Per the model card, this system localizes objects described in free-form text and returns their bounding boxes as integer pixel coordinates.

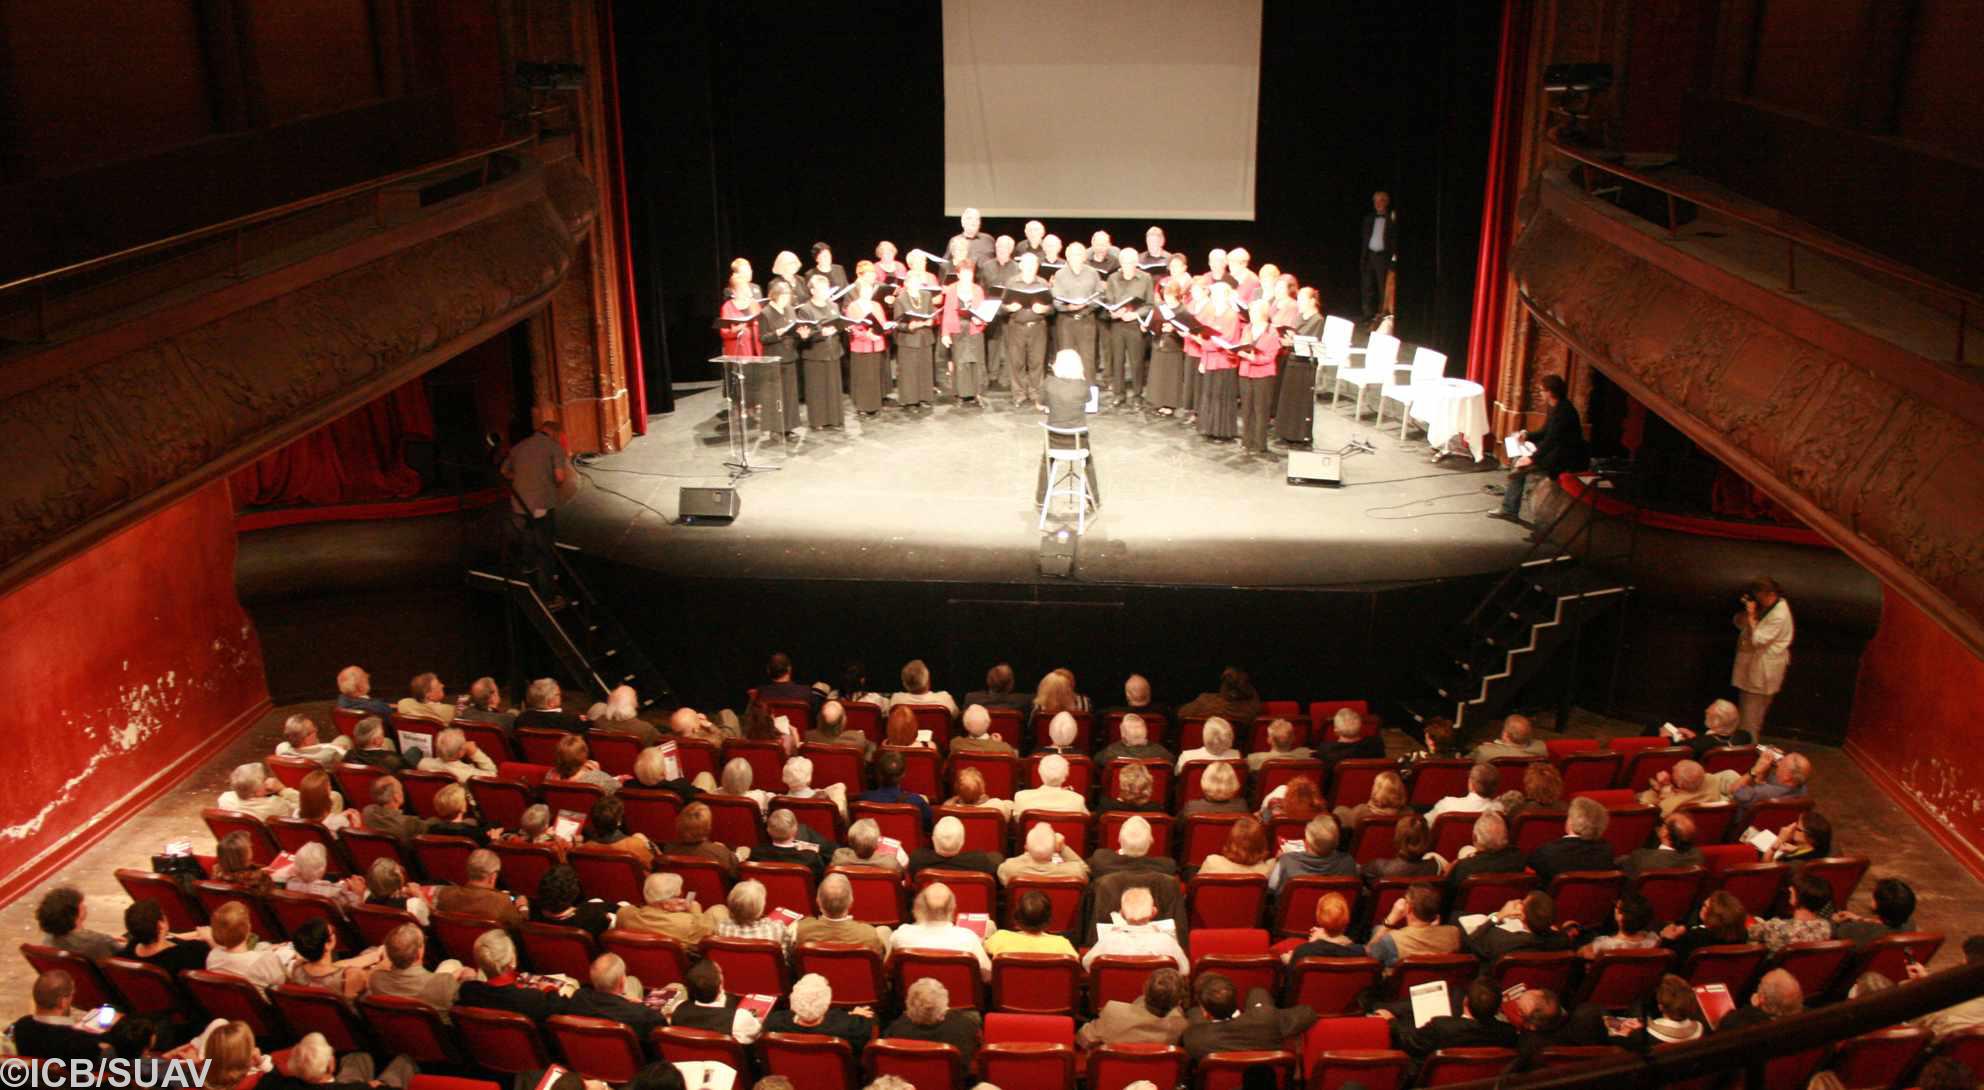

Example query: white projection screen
[943,0,1262,221]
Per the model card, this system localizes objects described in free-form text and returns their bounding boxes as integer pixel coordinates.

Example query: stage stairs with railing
[468,542,671,711]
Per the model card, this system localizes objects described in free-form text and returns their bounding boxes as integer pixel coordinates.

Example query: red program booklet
[1694,983,1736,1029]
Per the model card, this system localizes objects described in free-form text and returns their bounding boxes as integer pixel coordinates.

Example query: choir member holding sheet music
[1182,277,1210,419]
[941,262,991,404]
[1088,230,1118,276]
[1201,248,1234,290]
[947,207,997,269]
[1230,247,1262,305]
[1238,299,1283,454]
[1143,226,1171,269]
[1101,247,1154,406]
[768,250,805,301]
[808,242,848,293]
[757,280,803,435]
[1051,241,1103,384]
[980,235,1020,391]
[1038,234,1066,277]
[1195,281,1244,440]
[1014,220,1048,261]
[1276,287,1326,445]
[873,241,906,286]
[1002,252,1054,407]
[845,265,891,416]
[1145,277,1190,416]
[718,259,764,358]
[893,254,941,409]
[795,276,847,431]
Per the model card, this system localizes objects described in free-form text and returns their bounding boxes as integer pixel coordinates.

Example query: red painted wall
[1848,588,1984,875]
[0,480,269,903]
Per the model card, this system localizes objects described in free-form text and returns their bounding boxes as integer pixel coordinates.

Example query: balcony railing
[1549,136,1976,366]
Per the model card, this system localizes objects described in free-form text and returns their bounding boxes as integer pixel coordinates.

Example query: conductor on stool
[1035,349,1100,510]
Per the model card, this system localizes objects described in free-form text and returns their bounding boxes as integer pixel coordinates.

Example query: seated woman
[1261,777,1325,824]
[1402,718,1458,764]
[708,756,774,816]
[532,863,613,937]
[119,899,211,975]
[1746,872,1836,953]
[1099,762,1166,815]
[1334,771,1408,830]
[984,890,1078,958]
[944,767,1013,820]
[1643,974,1706,1045]
[1282,891,1366,962]
[715,879,791,950]
[1360,813,1441,881]
[1199,817,1274,876]
[364,857,434,926]
[631,744,704,797]
[549,734,621,795]
[663,801,739,878]
[781,755,848,817]
[1498,762,1566,823]
[296,769,360,834]
[284,842,366,910]
[496,804,570,862]
[586,794,656,869]
[211,830,275,896]
[1658,890,1747,963]
[425,784,490,845]
[285,916,383,999]
[885,704,947,757]
[1028,669,1087,740]
[742,697,799,757]
[1176,716,1240,772]
[1579,893,1660,958]
[1181,761,1249,817]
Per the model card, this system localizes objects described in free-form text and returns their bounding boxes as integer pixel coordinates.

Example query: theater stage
[557,385,1534,589]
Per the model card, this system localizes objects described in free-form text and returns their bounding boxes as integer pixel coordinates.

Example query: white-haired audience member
[218,762,301,819]
[882,977,983,1066]
[889,659,959,719]
[284,843,365,909]
[416,727,497,782]
[1315,707,1383,762]
[288,1031,415,1090]
[951,705,1016,755]
[795,873,890,953]
[997,823,1090,884]
[615,872,729,944]
[335,665,394,717]
[1081,887,1188,971]
[1014,754,1088,816]
[1037,711,1082,756]
[1175,717,1238,771]
[781,755,848,816]
[762,973,877,1054]
[1247,718,1312,771]
[1664,698,1754,757]
[714,879,790,949]
[1089,815,1180,879]
[276,714,353,769]
[888,883,992,979]
[1096,712,1173,765]
[1427,762,1504,819]
[716,757,775,814]
[908,815,1003,878]
[830,818,904,874]
[1180,760,1248,816]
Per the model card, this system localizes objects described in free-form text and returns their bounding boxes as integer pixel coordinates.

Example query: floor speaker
[678,486,739,524]
[1286,449,1343,487]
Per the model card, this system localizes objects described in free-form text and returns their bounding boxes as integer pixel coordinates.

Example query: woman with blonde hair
[199,1021,264,1089]
[1181,760,1248,816]
[1334,771,1408,831]
[1099,762,1165,814]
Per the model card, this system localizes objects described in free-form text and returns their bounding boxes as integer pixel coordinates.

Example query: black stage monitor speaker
[678,486,739,525]
[1286,450,1343,488]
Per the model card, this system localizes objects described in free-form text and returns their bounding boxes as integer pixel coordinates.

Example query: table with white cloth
[1407,377,1491,461]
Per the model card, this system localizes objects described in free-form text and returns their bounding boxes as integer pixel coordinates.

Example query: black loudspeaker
[678,487,740,525]
[1286,450,1343,488]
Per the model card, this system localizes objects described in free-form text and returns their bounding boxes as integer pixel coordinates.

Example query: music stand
[709,354,787,480]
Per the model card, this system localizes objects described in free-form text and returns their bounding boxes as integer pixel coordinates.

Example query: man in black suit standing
[1526,797,1616,887]
[1359,190,1399,321]
[1491,373,1589,530]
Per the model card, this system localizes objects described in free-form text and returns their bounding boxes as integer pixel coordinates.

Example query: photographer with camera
[1732,576,1794,734]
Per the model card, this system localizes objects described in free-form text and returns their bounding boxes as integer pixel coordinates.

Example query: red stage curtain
[230,378,434,507]
[1463,0,1532,392]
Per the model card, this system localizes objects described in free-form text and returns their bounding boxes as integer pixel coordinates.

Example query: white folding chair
[1038,424,1095,534]
[1315,315,1356,391]
[1333,331,1402,420]
[1377,347,1450,437]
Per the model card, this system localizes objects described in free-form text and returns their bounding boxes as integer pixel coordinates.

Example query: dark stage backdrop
[614,0,1500,404]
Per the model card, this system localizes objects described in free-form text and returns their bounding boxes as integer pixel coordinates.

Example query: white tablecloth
[1409,377,1491,461]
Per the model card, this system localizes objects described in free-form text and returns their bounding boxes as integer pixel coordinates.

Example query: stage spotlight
[1038,530,1076,578]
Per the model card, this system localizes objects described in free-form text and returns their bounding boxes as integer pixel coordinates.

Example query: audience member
[951,705,1016,755]
[396,672,457,723]
[795,873,888,954]
[666,705,731,745]
[457,676,516,730]
[1527,797,1614,887]
[1366,885,1461,968]
[1662,698,1754,757]
[1472,714,1547,759]
[1176,717,1239,772]
[277,714,352,768]
[858,751,933,828]
[1746,871,1836,952]
[944,767,1014,819]
[1427,762,1502,819]
[1261,776,1326,824]
[1090,816,1179,879]
[218,761,300,819]
[434,849,525,929]
[1465,891,1571,961]
[882,977,982,1070]
[1283,892,1366,962]
[963,662,1033,712]
[514,678,586,733]
[285,917,382,998]
[804,700,873,759]
[763,973,873,1056]
[1098,762,1166,815]
[1179,971,1318,1059]
[336,665,395,717]
[568,953,666,1037]
[1915,937,1984,1039]
[1103,674,1173,734]
[1360,813,1439,881]
[364,858,434,925]
[758,652,827,715]
[890,883,992,979]
[1247,718,1313,772]
[1710,749,1812,823]
[1386,977,1517,1061]
[36,887,118,962]
[1498,762,1565,822]
[752,808,828,879]
[884,704,944,756]
[1181,761,1248,816]
[206,901,297,993]
[550,734,621,795]
[296,770,359,834]
[10,971,108,1060]
[1035,711,1082,756]
[1718,968,1803,1032]
[344,717,410,772]
[889,659,959,719]
[1269,815,1356,891]
[1766,810,1831,862]
[1833,878,1916,947]
[119,898,211,976]
[716,879,791,949]
[1097,713,1172,766]
[1579,893,1660,957]
[998,823,1089,884]
[829,818,903,874]
[984,891,1079,957]
[1177,667,1263,728]
[1639,760,1726,814]
[1078,966,1188,1048]
[366,923,468,1012]
[285,842,365,909]
[1643,974,1705,1044]
[1659,890,1749,963]
[1314,708,1383,763]
[616,872,730,945]
[211,830,275,895]
[361,777,431,845]
[1334,771,1408,830]
[533,863,613,938]
[666,802,740,877]
[909,816,1001,878]
[1619,813,1702,877]
[1014,754,1088,816]
[1082,887,1188,972]
[1029,670,1087,737]
[1200,817,1274,876]
[417,728,496,782]
[1403,717,1459,764]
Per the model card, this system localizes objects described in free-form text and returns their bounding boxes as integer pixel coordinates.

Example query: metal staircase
[469,542,672,711]
[1405,464,1642,736]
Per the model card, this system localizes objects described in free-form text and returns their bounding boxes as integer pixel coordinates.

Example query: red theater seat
[546,1015,648,1083]
[453,1006,552,1073]
[992,953,1083,1016]
[359,994,462,1065]
[761,1033,857,1090]
[1087,1043,1187,1090]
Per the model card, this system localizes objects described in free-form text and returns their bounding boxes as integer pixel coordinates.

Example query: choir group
[715,210,1330,456]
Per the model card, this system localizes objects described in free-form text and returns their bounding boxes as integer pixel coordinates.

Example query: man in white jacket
[1732,577,1794,733]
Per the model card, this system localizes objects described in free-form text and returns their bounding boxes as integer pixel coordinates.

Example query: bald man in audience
[951,705,1016,755]
[1710,749,1812,823]
[1314,708,1383,764]
[888,883,992,979]
[1105,673,1173,730]
[1248,719,1314,772]
[1472,714,1547,759]
[997,823,1090,885]
[803,700,874,759]
[1089,815,1180,879]
[795,873,890,954]
[907,816,1001,878]
[1618,813,1702,877]
[1639,760,1727,815]
[1718,968,1803,1032]
[1082,887,1188,972]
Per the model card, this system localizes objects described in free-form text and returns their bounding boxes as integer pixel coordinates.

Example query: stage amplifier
[1286,449,1343,488]
[678,486,739,524]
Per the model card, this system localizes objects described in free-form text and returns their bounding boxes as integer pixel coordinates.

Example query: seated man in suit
[513,677,588,735]
[9,971,107,1060]
[1247,719,1314,773]
[794,873,889,955]
[1312,708,1383,765]
[1078,966,1189,1049]
[566,954,666,1037]
[360,777,432,846]
[1463,890,1573,962]
[908,815,1001,879]
[964,663,1036,713]
[1444,811,1527,907]
[1383,976,1519,1063]
[456,676,517,731]
[365,924,471,1015]
[396,672,457,724]
[757,651,826,716]
[344,717,412,772]
[1180,971,1319,1060]
[1618,813,1702,878]
[1657,698,1754,758]
[828,818,903,875]
[336,664,396,717]
[752,808,832,880]
[763,973,874,1057]
[456,930,562,1020]
[881,977,983,1070]
[1526,797,1616,887]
